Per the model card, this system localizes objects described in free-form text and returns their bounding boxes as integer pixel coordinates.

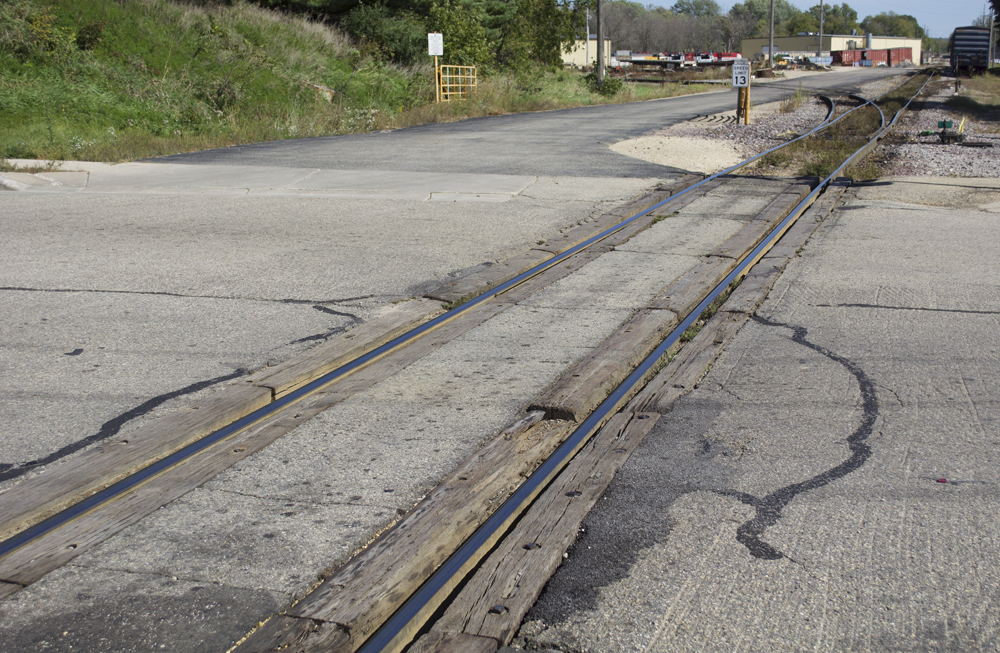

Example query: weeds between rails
[757,73,930,179]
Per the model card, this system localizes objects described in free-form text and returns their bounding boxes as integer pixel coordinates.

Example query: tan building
[563,36,612,69]
[741,34,922,63]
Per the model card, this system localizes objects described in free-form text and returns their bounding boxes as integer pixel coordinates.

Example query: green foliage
[811,3,857,35]
[859,12,924,39]
[0,1,77,61]
[671,0,720,18]
[427,0,492,66]
[342,3,427,64]
[582,71,623,96]
[0,0,426,160]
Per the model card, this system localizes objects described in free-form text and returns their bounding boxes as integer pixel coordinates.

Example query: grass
[780,83,806,113]
[0,0,722,164]
[946,71,1000,116]
[754,73,930,180]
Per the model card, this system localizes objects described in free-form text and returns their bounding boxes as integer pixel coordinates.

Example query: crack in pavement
[716,315,879,560]
[0,285,377,306]
[0,369,247,483]
[817,302,1000,316]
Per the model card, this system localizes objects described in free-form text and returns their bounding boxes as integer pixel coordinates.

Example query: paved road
[515,177,1000,652]
[0,67,899,490]
[0,67,913,652]
[150,69,904,177]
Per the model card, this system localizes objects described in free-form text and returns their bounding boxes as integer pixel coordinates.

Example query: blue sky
[648,0,993,39]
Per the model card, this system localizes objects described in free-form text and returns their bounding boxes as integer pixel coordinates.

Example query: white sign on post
[731,59,750,87]
[428,33,443,56]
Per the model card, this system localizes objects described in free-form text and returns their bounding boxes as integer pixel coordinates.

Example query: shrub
[582,71,623,96]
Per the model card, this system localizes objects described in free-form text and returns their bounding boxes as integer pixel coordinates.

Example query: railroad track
[0,72,933,651]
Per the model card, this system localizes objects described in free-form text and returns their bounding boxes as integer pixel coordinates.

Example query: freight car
[950,26,992,75]
[832,47,913,67]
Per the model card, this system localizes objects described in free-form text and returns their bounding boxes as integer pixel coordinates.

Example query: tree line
[604,0,935,55]
[244,0,963,71]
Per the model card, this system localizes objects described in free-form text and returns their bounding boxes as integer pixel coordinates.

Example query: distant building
[741,34,922,64]
[563,35,612,69]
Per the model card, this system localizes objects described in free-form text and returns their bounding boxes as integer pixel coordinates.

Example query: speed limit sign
[731,60,750,87]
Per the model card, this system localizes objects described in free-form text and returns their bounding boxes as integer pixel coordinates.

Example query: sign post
[428,33,443,103]
[731,59,751,125]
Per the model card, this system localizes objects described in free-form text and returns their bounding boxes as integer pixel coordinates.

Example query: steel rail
[355,71,935,653]
[0,72,926,565]
[0,87,838,562]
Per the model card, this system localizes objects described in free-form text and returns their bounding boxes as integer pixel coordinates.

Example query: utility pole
[768,0,775,68]
[585,8,590,68]
[596,0,605,83]
[817,0,824,59]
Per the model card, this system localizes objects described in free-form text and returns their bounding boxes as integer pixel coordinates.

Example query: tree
[810,3,857,35]
[859,12,924,39]
[670,0,720,19]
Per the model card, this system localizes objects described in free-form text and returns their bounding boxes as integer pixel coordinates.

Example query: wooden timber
[0,581,22,601]
[0,382,271,545]
[237,176,829,653]
[247,298,443,398]
[408,631,498,653]
[239,616,350,653]
[527,308,679,421]
[419,411,659,648]
[414,180,853,650]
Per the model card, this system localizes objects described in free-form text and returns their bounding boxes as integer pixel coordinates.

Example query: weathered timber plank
[0,272,581,593]
[431,411,659,645]
[534,177,720,259]
[285,417,582,651]
[718,265,783,315]
[248,298,443,397]
[0,581,23,601]
[634,309,750,414]
[648,256,735,319]
[424,250,555,304]
[632,180,844,415]
[528,308,680,421]
[0,299,518,589]
[530,193,672,255]
[239,615,350,653]
[708,187,812,260]
[408,631,498,653]
[0,382,271,543]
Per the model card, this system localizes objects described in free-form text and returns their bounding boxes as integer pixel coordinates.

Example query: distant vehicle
[717,52,741,62]
[950,26,991,75]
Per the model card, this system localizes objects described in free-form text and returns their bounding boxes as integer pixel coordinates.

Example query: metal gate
[436,65,477,102]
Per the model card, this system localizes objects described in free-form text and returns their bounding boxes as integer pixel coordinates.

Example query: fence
[436,65,477,102]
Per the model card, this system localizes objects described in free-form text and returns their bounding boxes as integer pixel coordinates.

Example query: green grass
[0,0,722,163]
[755,73,930,180]
[946,72,1000,115]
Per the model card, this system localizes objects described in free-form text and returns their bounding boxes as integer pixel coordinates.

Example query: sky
[648,0,994,39]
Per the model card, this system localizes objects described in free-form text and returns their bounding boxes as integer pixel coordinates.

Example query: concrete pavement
[516,176,1000,652]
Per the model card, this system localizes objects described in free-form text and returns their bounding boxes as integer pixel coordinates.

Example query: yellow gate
[436,65,477,102]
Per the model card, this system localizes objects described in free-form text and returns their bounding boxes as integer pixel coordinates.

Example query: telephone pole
[768,0,775,67]
[596,0,604,83]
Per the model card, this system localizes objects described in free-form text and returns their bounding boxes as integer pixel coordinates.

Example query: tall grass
[0,0,721,163]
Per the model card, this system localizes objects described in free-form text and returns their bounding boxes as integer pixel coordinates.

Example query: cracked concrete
[515,177,1000,652]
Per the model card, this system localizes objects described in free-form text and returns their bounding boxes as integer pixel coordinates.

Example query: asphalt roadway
[0,66,901,491]
[0,67,942,652]
[515,177,1000,652]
